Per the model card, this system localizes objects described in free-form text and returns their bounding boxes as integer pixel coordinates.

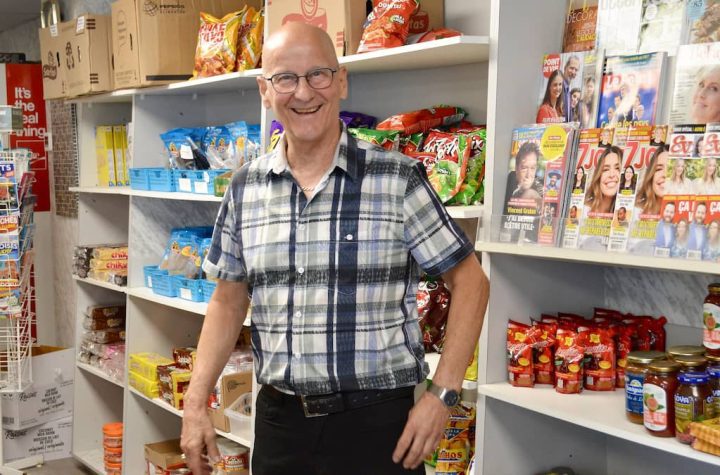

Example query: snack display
[73,245,128,285]
[78,303,126,382]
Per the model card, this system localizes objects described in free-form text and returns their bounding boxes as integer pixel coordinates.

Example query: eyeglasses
[263,68,338,94]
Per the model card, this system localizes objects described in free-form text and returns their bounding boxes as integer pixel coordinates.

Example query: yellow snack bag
[193,11,242,79]
[236,7,264,71]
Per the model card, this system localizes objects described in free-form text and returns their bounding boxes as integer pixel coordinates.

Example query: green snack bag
[348,128,400,150]
[428,134,470,203]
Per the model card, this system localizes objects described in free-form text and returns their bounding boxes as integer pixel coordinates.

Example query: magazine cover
[701,195,720,261]
[500,124,576,245]
[626,125,671,255]
[638,0,688,54]
[670,43,720,124]
[608,125,657,252]
[536,52,588,124]
[563,5,598,52]
[596,52,667,128]
[595,0,643,55]
[666,123,706,194]
[654,193,693,258]
[687,0,720,44]
[580,51,604,129]
[695,123,720,194]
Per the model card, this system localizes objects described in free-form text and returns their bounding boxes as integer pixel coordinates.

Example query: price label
[178,178,192,192]
[76,16,86,33]
[180,288,192,300]
[180,145,193,160]
[50,24,58,37]
[194,181,208,194]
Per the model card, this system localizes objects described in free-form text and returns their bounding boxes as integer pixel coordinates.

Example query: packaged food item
[235,7,263,71]
[348,128,400,150]
[357,0,418,53]
[157,364,192,410]
[427,134,470,203]
[580,326,615,391]
[675,372,716,444]
[709,366,720,416]
[399,132,424,154]
[531,320,557,385]
[690,417,720,454]
[215,438,250,473]
[624,351,666,424]
[193,12,241,79]
[672,355,709,373]
[86,304,125,320]
[434,401,475,474]
[82,314,124,331]
[644,359,681,437]
[340,111,377,129]
[704,283,720,357]
[129,353,174,382]
[615,325,633,388]
[92,246,128,260]
[160,128,198,167]
[104,446,122,464]
[406,151,437,175]
[406,28,462,44]
[89,259,128,272]
[417,277,450,353]
[668,345,707,358]
[376,105,466,135]
[507,320,538,388]
[85,330,125,344]
[173,347,197,371]
[103,422,123,448]
[554,328,585,394]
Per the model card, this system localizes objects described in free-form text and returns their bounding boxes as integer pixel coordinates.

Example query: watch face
[443,390,460,407]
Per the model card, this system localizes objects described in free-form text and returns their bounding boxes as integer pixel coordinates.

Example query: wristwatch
[427,383,460,408]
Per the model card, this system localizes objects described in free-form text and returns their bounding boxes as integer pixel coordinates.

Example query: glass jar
[668,345,706,358]
[671,355,708,373]
[644,359,681,437]
[704,283,720,357]
[706,353,720,365]
[625,350,666,424]
[675,372,715,444]
[709,366,720,416]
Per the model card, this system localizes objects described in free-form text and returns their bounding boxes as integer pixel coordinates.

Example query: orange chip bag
[358,0,418,53]
[236,7,264,71]
[193,11,241,79]
[555,328,584,394]
[507,320,538,388]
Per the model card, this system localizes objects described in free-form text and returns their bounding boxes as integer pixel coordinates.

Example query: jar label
[625,373,644,415]
[703,303,720,349]
[706,395,717,419]
[714,388,720,416]
[643,383,668,431]
[674,393,697,437]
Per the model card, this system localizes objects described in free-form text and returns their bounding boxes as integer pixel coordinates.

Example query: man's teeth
[294,106,321,114]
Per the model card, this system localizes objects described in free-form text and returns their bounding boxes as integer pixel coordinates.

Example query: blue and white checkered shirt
[203,128,473,395]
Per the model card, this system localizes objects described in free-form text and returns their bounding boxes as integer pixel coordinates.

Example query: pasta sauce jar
[704,283,720,357]
[625,351,666,424]
[675,372,716,444]
[643,360,681,437]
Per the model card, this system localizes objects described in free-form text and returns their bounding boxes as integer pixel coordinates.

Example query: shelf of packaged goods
[69,186,130,196]
[73,448,105,475]
[76,361,124,389]
[475,241,720,275]
[478,382,720,467]
[129,189,224,202]
[73,275,128,294]
[445,205,484,220]
[129,387,253,448]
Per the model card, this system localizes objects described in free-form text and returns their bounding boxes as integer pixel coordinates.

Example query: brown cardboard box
[266,0,367,56]
[62,15,114,97]
[112,0,262,89]
[208,371,252,432]
[38,26,68,99]
[409,0,445,34]
[144,439,185,470]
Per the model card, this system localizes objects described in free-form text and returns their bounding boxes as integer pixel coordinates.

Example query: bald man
[181,22,488,475]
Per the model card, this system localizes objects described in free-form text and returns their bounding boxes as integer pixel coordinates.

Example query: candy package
[555,328,585,394]
[358,0,418,53]
[235,7,264,71]
[531,320,557,385]
[340,111,377,129]
[579,326,615,391]
[193,12,241,78]
[417,277,451,353]
[507,320,538,388]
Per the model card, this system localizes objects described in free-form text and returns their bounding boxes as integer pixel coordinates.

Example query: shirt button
[345,234,353,241]
[298,267,305,275]
[295,311,302,318]
[293,353,301,359]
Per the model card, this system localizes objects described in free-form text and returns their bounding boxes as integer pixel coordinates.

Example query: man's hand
[392,391,450,469]
[180,404,221,475]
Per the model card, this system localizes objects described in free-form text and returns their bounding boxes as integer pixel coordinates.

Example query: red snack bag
[406,27,462,44]
[358,0,418,53]
[615,325,633,388]
[400,132,425,154]
[406,151,437,175]
[540,314,559,323]
[558,312,586,321]
[532,320,557,385]
[507,320,538,387]
[649,316,667,352]
[555,328,585,394]
[579,327,616,391]
[417,277,450,352]
[376,106,466,135]
[594,307,624,321]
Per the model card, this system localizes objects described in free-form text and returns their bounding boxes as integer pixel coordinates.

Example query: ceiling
[0,0,41,34]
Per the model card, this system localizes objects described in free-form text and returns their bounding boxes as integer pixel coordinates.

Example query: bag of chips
[348,128,400,151]
[376,105,466,135]
[406,27,462,44]
[406,151,437,175]
[507,320,538,388]
[417,277,450,353]
[358,0,418,53]
[427,134,470,203]
[236,7,264,71]
[340,111,377,129]
[532,320,557,385]
[400,132,424,154]
[580,326,615,391]
[193,12,241,79]
[555,328,585,394]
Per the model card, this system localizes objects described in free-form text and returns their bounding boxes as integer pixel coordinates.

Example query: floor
[24,458,93,474]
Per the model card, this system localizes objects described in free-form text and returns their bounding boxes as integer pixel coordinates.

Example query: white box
[3,416,73,463]
[1,347,74,430]
[224,392,252,437]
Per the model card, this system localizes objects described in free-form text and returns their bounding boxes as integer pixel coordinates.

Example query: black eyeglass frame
[262,67,339,94]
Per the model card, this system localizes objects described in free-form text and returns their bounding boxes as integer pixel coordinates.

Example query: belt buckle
[301,395,329,418]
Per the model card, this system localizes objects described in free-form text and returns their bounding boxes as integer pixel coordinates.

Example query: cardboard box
[208,371,252,432]
[144,439,185,470]
[62,15,113,97]
[1,347,74,431]
[112,0,262,89]
[409,0,445,34]
[3,416,72,463]
[39,26,68,99]
[267,0,367,56]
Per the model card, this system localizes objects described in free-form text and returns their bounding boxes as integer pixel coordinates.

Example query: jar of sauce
[668,345,706,358]
[706,353,720,366]
[625,351,666,424]
[704,283,720,357]
[644,359,681,437]
[675,372,715,444]
[708,366,720,416]
[672,354,708,373]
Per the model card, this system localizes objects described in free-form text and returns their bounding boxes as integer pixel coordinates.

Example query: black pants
[252,386,425,475]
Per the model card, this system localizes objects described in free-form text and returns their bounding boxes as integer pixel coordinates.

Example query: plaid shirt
[203,129,473,395]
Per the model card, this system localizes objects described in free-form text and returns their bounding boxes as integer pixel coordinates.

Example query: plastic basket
[173,169,194,193]
[147,168,176,192]
[201,279,217,303]
[143,265,167,289]
[129,168,150,190]
[224,391,253,437]
[151,272,177,297]
[173,276,203,302]
[192,169,231,195]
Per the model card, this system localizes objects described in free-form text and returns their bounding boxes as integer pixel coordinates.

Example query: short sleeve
[403,162,474,276]
[202,176,247,282]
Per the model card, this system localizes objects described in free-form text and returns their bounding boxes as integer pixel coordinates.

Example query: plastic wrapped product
[193,12,242,79]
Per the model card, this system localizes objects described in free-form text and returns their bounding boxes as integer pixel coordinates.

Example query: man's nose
[293,77,315,101]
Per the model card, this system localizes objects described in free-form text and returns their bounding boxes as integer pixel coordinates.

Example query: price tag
[180,145,193,160]
[50,24,58,37]
[76,16,86,33]
[178,178,192,192]
[147,277,153,288]
[180,288,192,300]
[194,181,208,194]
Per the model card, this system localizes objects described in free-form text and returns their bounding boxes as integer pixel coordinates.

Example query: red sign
[5,64,49,212]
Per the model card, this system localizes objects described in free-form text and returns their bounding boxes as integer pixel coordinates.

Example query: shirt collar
[266,122,359,182]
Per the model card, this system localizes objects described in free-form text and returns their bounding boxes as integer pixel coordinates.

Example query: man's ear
[257,76,271,109]
[338,67,348,100]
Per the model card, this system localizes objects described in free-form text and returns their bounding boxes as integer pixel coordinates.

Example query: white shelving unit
[73,448,105,475]
[73,275,128,293]
[76,361,124,388]
[126,287,207,316]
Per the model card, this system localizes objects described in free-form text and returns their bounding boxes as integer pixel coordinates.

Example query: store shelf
[77,362,124,389]
[127,286,207,315]
[478,382,720,467]
[129,387,253,448]
[67,88,136,104]
[73,448,105,475]
[73,275,128,293]
[129,189,223,202]
[70,186,130,195]
[446,205,484,220]
[475,241,720,275]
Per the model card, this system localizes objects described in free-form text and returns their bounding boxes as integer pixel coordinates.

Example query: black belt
[263,385,415,418]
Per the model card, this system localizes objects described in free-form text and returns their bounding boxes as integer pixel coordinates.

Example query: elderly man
[181,22,488,475]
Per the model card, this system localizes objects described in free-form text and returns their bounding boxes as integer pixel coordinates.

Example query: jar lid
[102,422,123,436]
[678,371,710,384]
[626,350,667,365]
[706,354,720,363]
[668,345,706,357]
[708,366,720,377]
[708,283,720,292]
[647,359,681,373]
[672,355,708,367]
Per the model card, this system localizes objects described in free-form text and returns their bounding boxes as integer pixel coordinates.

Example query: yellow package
[464,343,479,381]
[236,7,264,71]
[129,353,174,381]
[193,11,241,79]
[129,370,160,399]
[92,246,128,260]
[89,258,128,272]
[95,126,117,186]
[113,125,129,186]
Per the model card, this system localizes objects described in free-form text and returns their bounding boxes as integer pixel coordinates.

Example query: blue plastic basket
[129,168,150,190]
[148,168,176,192]
[151,272,177,297]
[173,276,204,302]
[192,169,230,195]
[173,169,194,193]
[201,279,217,303]
[143,265,168,289]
